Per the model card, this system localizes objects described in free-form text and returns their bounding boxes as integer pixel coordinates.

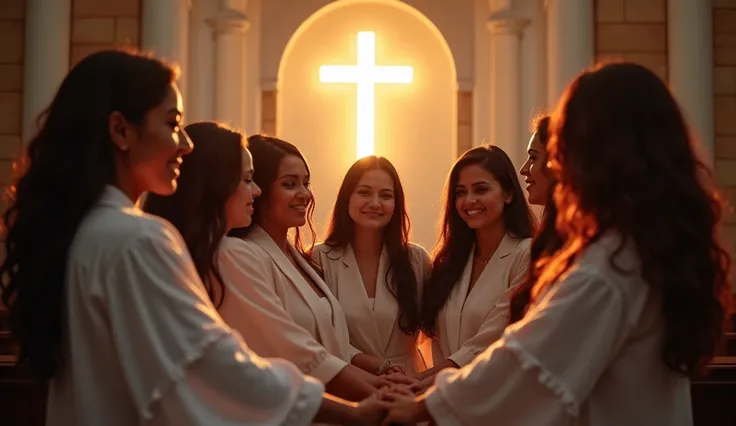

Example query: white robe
[216,227,359,384]
[47,186,324,426]
[423,232,692,426]
[312,243,431,374]
[434,234,531,367]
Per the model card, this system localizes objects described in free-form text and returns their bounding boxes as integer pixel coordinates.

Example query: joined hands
[356,374,433,425]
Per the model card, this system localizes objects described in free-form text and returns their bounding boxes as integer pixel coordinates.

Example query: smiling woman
[415,144,537,386]
[312,156,431,377]
[222,135,395,402]
[0,50,361,426]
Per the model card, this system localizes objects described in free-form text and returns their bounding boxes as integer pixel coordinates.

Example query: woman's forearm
[351,353,386,374]
[313,393,361,424]
[415,359,458,380]
[325,365,378,401]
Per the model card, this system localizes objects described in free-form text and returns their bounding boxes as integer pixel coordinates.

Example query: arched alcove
[276,0,458,247]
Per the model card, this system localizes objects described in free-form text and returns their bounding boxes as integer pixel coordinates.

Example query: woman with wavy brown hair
[510,115,561,324]
[312,155,431,377]
[380,62,731,425]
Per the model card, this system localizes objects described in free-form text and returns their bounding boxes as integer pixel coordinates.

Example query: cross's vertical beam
[319,31,413,159]
[356,32,376,159]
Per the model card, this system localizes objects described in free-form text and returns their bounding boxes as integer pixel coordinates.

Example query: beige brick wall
[70,0,141,67]
[714,4,736,289]
[457,90,472,156]
[0,0,24,186]
[261,90,277,136]
[595,0,668,82]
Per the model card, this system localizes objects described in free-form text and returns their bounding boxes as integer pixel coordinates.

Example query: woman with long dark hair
[520,115,552,207]
[222,135,405,402]
[381,62,731,425]
[510,115,561,323]
[312,156,431,376]
[0,51,381,425]
[143,121,263,308]
[415,145,537,386]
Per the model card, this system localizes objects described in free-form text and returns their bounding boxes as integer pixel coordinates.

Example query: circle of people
[0,50,731,426]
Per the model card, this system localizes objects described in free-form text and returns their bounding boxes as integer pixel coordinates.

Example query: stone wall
[71,0,141,67]
[0,0,24,189]
[714,1,736,269]
[457,90,472,156]
[594,0,668,81]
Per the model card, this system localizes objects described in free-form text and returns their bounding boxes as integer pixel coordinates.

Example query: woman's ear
[109,111,133,152]
[504,191,513,205]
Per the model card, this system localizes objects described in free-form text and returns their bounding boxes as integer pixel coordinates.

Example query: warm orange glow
[319,31,413,159]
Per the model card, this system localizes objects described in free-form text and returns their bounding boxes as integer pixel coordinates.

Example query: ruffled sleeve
[424,266,629,425]
[106,224,324,425]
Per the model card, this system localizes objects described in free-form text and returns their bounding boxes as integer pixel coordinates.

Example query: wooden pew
[0,359,47,426]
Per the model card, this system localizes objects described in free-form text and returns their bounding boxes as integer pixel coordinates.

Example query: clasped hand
[357,376,431,425]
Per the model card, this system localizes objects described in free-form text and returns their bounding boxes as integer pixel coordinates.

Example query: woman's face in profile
[226,148,261,231]
[111,83,193,198]
[520,132,552,206]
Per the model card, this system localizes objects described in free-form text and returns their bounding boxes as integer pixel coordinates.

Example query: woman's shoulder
[312,242,331,254]
[218,236,270,261]
[407,242,431,261]
[312,242,345,261]
[501,234,531,258]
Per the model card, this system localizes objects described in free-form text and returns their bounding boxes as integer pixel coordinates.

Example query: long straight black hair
[322,156,420,334]
[420,145,537,337]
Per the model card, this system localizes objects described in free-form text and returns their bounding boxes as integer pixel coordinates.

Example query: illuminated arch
[277,0,458,90]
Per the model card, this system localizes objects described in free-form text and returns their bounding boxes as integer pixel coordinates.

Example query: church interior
[1,0,736,424]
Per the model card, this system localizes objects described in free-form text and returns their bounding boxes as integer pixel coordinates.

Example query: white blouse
[46,186,324,426]
[423,232,693,426]
[313,243,432,374]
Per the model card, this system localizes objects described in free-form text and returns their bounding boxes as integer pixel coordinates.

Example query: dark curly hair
[420,145,537,338]
[143,122,246,309]
[322,156,420,334]
[0,50,177,379]
[536,62,731,378]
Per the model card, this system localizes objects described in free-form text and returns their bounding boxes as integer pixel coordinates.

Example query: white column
[487,18,528,167]
[141,0,191,107]
[187,0,218,122]
[22,0,71,143]
[208,4,250,130]
[668,0,714,165]
[546,0,594,109]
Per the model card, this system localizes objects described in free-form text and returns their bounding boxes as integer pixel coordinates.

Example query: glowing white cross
[319,31,413,159]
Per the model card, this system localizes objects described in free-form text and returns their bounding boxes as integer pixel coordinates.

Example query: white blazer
[434,233,531,367]
[312,242,431,374]
[216,226,359,384]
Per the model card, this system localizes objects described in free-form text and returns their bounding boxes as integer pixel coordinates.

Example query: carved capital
[207,8,250,35]
[486,17,529,36]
